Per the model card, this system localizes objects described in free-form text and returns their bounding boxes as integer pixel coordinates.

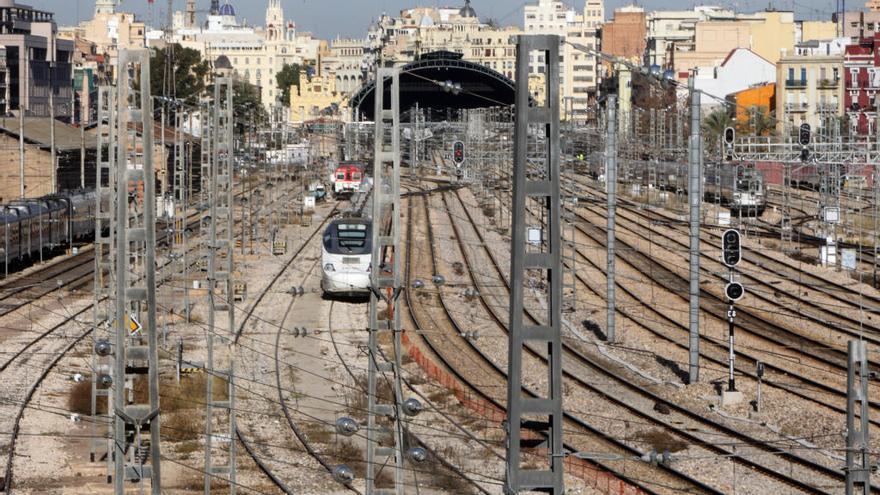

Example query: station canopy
[350,51,516,120]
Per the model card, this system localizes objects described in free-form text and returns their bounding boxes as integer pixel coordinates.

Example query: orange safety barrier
[401,329,646,495]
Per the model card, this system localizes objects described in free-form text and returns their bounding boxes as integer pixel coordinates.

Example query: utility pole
[846,339,870,495]
[204,76,237,495]
[81,109,86,189]
[687,74,702,384]
[366,67,408,495]
[113,48,161,494]
[173,107,189,320]
[49,62,56,193]
[606,95,617,343]
[19,98,24,198]
[506,34,564,494]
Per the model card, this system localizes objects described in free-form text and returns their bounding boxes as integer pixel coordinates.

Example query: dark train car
[0,207,22,264]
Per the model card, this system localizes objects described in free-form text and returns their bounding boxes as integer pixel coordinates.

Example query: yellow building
[800,21,838,43]
[746,11,794,63]
[289,67,346,122]
[775,54,843,134]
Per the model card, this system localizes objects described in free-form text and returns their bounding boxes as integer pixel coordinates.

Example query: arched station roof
[350,51,516,120]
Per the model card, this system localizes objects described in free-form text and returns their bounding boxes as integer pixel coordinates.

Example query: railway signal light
[798,123,811,147]
[725,282,744,301]
[723,127,735,161]
[721,229,741,267]
[723,127,735,145]
[452,140,465,165]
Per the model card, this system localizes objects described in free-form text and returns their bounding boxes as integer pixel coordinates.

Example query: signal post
[721,229,745,406]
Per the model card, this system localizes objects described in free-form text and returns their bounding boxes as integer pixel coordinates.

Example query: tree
[232,78,269,130]
[738,105,775,137]
[275,63,302,106]
[702,107,734,154]
[150,44,211,103]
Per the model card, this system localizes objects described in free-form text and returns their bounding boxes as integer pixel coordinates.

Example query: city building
[64,9,145,70]
[172,0,302,108]
[323,38,367,95]
[775,53,844,134]
[645,7,734,68]
[728,83,776,133]
[290,64,344,122]
[601,5,646,62]
[672,21,750,80]
[524,0,603,118]
[741,10,795,63]
[693,48,776,108]
[0,117,96,199]
[0,0,74,118]
[837,11,880,39]
[844,33,880,135]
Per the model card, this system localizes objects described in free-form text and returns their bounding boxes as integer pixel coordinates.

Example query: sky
[35,0,841,40]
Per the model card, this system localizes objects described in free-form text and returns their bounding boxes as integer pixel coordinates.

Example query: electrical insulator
[403,398,423,417]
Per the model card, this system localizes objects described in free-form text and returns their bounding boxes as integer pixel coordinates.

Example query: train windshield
[324,221,372,255]
[337,171,346,180]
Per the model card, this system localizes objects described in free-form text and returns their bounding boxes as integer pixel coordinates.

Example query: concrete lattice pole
[687,74,702,384]
[606,96,617,342]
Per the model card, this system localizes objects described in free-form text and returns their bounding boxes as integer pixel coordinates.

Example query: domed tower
[265,0,284,42]
[459,0,477,18]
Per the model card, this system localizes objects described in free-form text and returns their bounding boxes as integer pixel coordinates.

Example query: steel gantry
[91,84,116,478]
[204,76,237,494]
[505,34,564,494]
[113,48,162,494]
[366,67,407,495]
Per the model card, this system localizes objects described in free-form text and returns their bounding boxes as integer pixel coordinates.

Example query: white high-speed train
[321,217,372,296]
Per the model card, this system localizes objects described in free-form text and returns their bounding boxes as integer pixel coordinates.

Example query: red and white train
[331,162,366,197]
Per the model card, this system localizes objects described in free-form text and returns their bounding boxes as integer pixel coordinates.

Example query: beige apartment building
[525,0,603,118]
[775,54,844,134]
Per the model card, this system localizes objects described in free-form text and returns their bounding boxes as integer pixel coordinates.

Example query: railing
[784,102,808,112]
[785,79,807,88]
[818,78,839,88]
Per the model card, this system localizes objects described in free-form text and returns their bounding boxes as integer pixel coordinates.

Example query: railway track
[0,178,302,493]
[327,299,497,494]
[405,187,722,495]
[0,216,224,493]
[444,188,850,493]
[231,199,341,491]
[478,161,880,429]
[568,180,880,397]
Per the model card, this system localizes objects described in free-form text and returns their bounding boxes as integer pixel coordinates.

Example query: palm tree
[702,107,734,155]
[738,105,775,137]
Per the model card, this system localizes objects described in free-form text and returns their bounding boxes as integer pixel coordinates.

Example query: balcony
[818,78,839,88]
[817,103,839,112]
[785,102,808,112]
[785,79,807,88]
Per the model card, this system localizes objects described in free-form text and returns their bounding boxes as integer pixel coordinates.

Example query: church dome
[459,0,476,18]
[219,3,235,16]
